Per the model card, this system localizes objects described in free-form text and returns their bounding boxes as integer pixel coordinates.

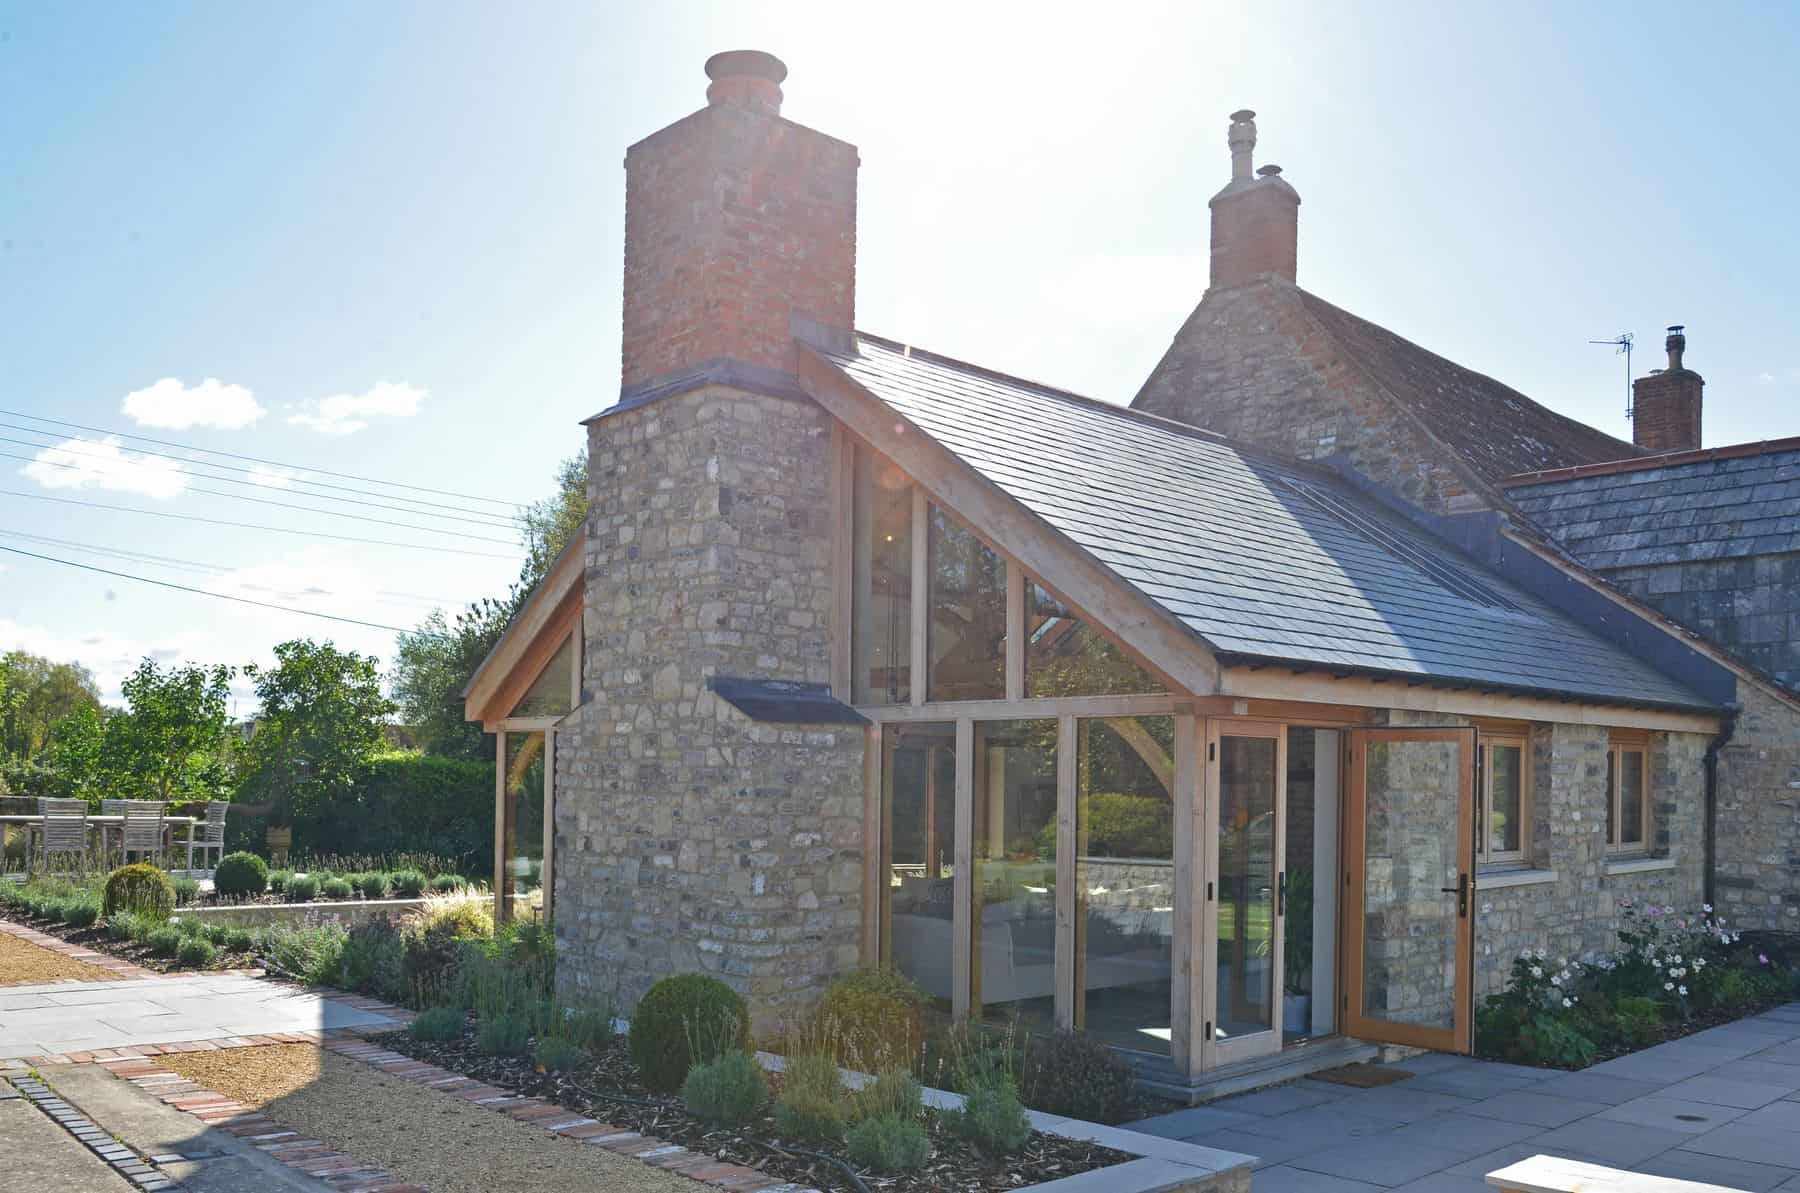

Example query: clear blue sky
[3,1,1796,706]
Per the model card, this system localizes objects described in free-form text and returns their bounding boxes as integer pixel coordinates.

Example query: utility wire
[0,488,522,560]
[0,544,438,637]
[0,450,520,544]
[0,406,526,510]
[0,430,523,529]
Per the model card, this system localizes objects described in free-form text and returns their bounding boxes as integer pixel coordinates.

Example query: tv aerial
[1589,332,1634,419]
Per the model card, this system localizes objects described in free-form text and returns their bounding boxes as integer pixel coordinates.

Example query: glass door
[1204,721,1286,1067]
[1341,727,1475,1053]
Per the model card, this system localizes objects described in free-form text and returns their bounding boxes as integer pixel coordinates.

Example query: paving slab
[1385,1175,1492,1193]
[1528,1117,1680,1167]
[1660,1073,1798,1108]
[1526,1069,1669,1105]
[1213,1081,1346,1116]
[1678,1122,1800,1170]
[1127,1104,1263,1138]
[1383,1111,1544,1156]
[1289,1136,1470,1186]
[1595,1093,1748,1134]
[1252,1164,1385,1192]
[1633,1148,1800,1192]
[1460,1088,1611,1127]
[0,1093,129,1191]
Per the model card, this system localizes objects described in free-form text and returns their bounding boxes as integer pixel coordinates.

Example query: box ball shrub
[103,863,175,923]
[428,873,464,894]
[213,852,269,898]
[409,1006,465,1042]
[284,874,320,902]
[320,877,354,899]
[535,1036,586,1073]
[355,872,392,900]
[267,870,291,895]
[1020,1030,1137,1124]
[176,937,217,968]
[814,968,926,1074]
[846,1112,931,1172]
[629,974,751,1094]
[681,1052,768,1126]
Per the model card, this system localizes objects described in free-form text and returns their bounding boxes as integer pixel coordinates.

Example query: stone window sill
[1605,855,1676,876]
[1476,866,1558,890]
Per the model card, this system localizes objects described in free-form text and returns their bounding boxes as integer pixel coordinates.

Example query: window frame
[1474,733,1530,867]
[1606,733,1652,855]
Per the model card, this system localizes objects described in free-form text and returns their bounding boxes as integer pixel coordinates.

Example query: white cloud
[21,436,189,500]
[248,465,305,489]
[121,377,264,430]
[287,382,426,436]
[0,618,220,708]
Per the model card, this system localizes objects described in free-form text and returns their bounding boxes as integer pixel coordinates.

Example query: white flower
[1551,975,1563,988]
[1702,903,1713,913]
[1665,982,1675,991]
[1679,985,1689,996]
[1531,966,1544,979]
[1694,958,1705,969]
[1562,998,1573,1008]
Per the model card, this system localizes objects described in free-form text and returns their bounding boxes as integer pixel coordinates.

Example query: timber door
[1341,727,1475,1054]
[1203,721,1287,1067]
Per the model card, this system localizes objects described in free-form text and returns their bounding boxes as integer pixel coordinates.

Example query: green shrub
[107,912,143,942]
[773,1054,848,1143]
[1521,1014,1597,1069]
[340,920,405,1001]
[320,877,354,900]
[213,852,269,898]
[855,1070,924,1123]
[103,864,174,923]
[429,873,465,894]
[223,927,255,953]
[535,1036,587,1073]
[60,900,100,929]
[401,895,494,1004]
[1020,1030,1136,1124]
[846,1112,931,1172]
[477,1011,531,1056]
[285,752,492,876]
[284,874,320,902]
[267,870,291,895]
[681,1052,768,1126]
[559,1000,618,1051]
[176,938,217,968]
[812,969,927,1074]
[629,974,751,1094]
[355,872,392,900]
[949,1073,1031,1155]
[1615,995,1665,1045]
[171,876,201,906]
[409,1007,465,1042]
[200,920,232,946]
[390,869,427,898]
[146,925,184,958]
[258,922,348,985]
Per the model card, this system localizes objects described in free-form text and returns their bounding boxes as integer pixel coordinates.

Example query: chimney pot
[1210,109,1300,290]
[705,49,787,114]
[1665,324,1686,371]
[1632,325,1702,452]
[1257,164,1283,176]
[1227,109,1258,180]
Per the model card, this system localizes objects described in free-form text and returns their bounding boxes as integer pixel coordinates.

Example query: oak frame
[1605,731,1653,855]
[1475,732,1532,867]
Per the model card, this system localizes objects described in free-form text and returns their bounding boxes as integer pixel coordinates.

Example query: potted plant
[1283,866,1314,1034]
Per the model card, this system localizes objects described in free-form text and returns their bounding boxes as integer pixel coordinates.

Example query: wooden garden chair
[120,801,167,868]
[33,798,90,876]
[185,801,228,873]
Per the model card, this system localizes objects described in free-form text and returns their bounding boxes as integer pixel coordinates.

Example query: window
[509,631,577,718]
[928,506,1007,702]
[972,719,1057,1032]
[852,444,913,704]
[1607,736,1650,852]
[879,723,956,1010]
[1026,581,1165,698]
[1476,736,1529,865]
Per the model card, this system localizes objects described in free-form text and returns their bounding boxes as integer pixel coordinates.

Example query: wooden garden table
[0,813,201,876]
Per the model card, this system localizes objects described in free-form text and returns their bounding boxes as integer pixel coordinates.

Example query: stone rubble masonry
[562,385,865,1028]
[1714,679,1800,930]
[620,79,858,391]
[1133,279,1489,513]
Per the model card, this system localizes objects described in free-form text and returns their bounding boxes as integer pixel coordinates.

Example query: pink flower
[1760,953,1771,966]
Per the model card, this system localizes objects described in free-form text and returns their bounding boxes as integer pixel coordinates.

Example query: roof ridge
[1504,434,1800,486]
[847,330,1343,482]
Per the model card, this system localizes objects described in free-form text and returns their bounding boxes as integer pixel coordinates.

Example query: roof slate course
[1508,444,1800,571]
[823,335,1712,711]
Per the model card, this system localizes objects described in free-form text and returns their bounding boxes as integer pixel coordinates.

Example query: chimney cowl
[1665,324,1687,371]
[705,49,787,114]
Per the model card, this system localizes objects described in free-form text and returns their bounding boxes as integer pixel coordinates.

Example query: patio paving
[0,973,403,1059]
[1128,1000,1800,1190]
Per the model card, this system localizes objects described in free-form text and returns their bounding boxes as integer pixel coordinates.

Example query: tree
[391,449,587,758]
[242,639,395,822]
[106,659,236,802]
[0,650,101,761]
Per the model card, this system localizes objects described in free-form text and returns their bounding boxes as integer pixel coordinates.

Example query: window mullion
[910,490,928,707]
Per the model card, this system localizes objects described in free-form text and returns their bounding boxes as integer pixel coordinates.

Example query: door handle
[1277,871,1286,917]
[1439,873,1470,917]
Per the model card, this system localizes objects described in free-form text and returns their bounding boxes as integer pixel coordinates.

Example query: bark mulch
[374,1024,1134,1193]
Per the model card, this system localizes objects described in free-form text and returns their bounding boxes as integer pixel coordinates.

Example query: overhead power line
[0,407,527,510]
[0,488,522,560]
[0,429,523,529]
[0,450,520,544]
[0,543,438,637]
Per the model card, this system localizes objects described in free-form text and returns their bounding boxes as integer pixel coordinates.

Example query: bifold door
[1340,727,1475,1054]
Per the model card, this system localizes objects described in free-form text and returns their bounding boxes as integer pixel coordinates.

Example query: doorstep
[1124,1036,1382,1105]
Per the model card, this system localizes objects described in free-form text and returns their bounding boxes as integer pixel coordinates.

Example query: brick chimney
[1631,326,1703,453]
[619,50,858,401]
[1209,109,1301,291]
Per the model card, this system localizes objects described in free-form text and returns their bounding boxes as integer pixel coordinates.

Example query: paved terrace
[1131,1001,1800,1191]
[0,973,404,1061]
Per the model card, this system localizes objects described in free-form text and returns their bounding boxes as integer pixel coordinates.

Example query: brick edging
[324,1038,820,1193]
[4,1070,183,1191]
[0,914,267,983]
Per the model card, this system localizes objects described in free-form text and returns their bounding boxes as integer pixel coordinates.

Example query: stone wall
[1714,681,1800,930]
[557,385,866,1028]
[1132,280,1484,513]
[1472,724,1708,996]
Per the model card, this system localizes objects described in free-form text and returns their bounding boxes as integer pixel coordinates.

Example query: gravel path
[0,931,116,986]
[183,1046,695,1193]
[159,1043,322,1107]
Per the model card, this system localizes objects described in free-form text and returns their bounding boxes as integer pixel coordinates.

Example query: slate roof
[1505,439,1800,571]
[821,335,1713,711]
[1294,289,1644,484]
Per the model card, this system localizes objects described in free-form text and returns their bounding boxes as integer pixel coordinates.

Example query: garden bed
[373,1022,1136,1193]
[0,908,260,974]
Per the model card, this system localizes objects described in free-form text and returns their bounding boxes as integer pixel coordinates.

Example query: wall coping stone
[1476,867,1559,890]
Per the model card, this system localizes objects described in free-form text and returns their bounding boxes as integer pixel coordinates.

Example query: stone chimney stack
[1209,109,1301,291]
[1631,325,1704,453]
[619,50,858,400]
